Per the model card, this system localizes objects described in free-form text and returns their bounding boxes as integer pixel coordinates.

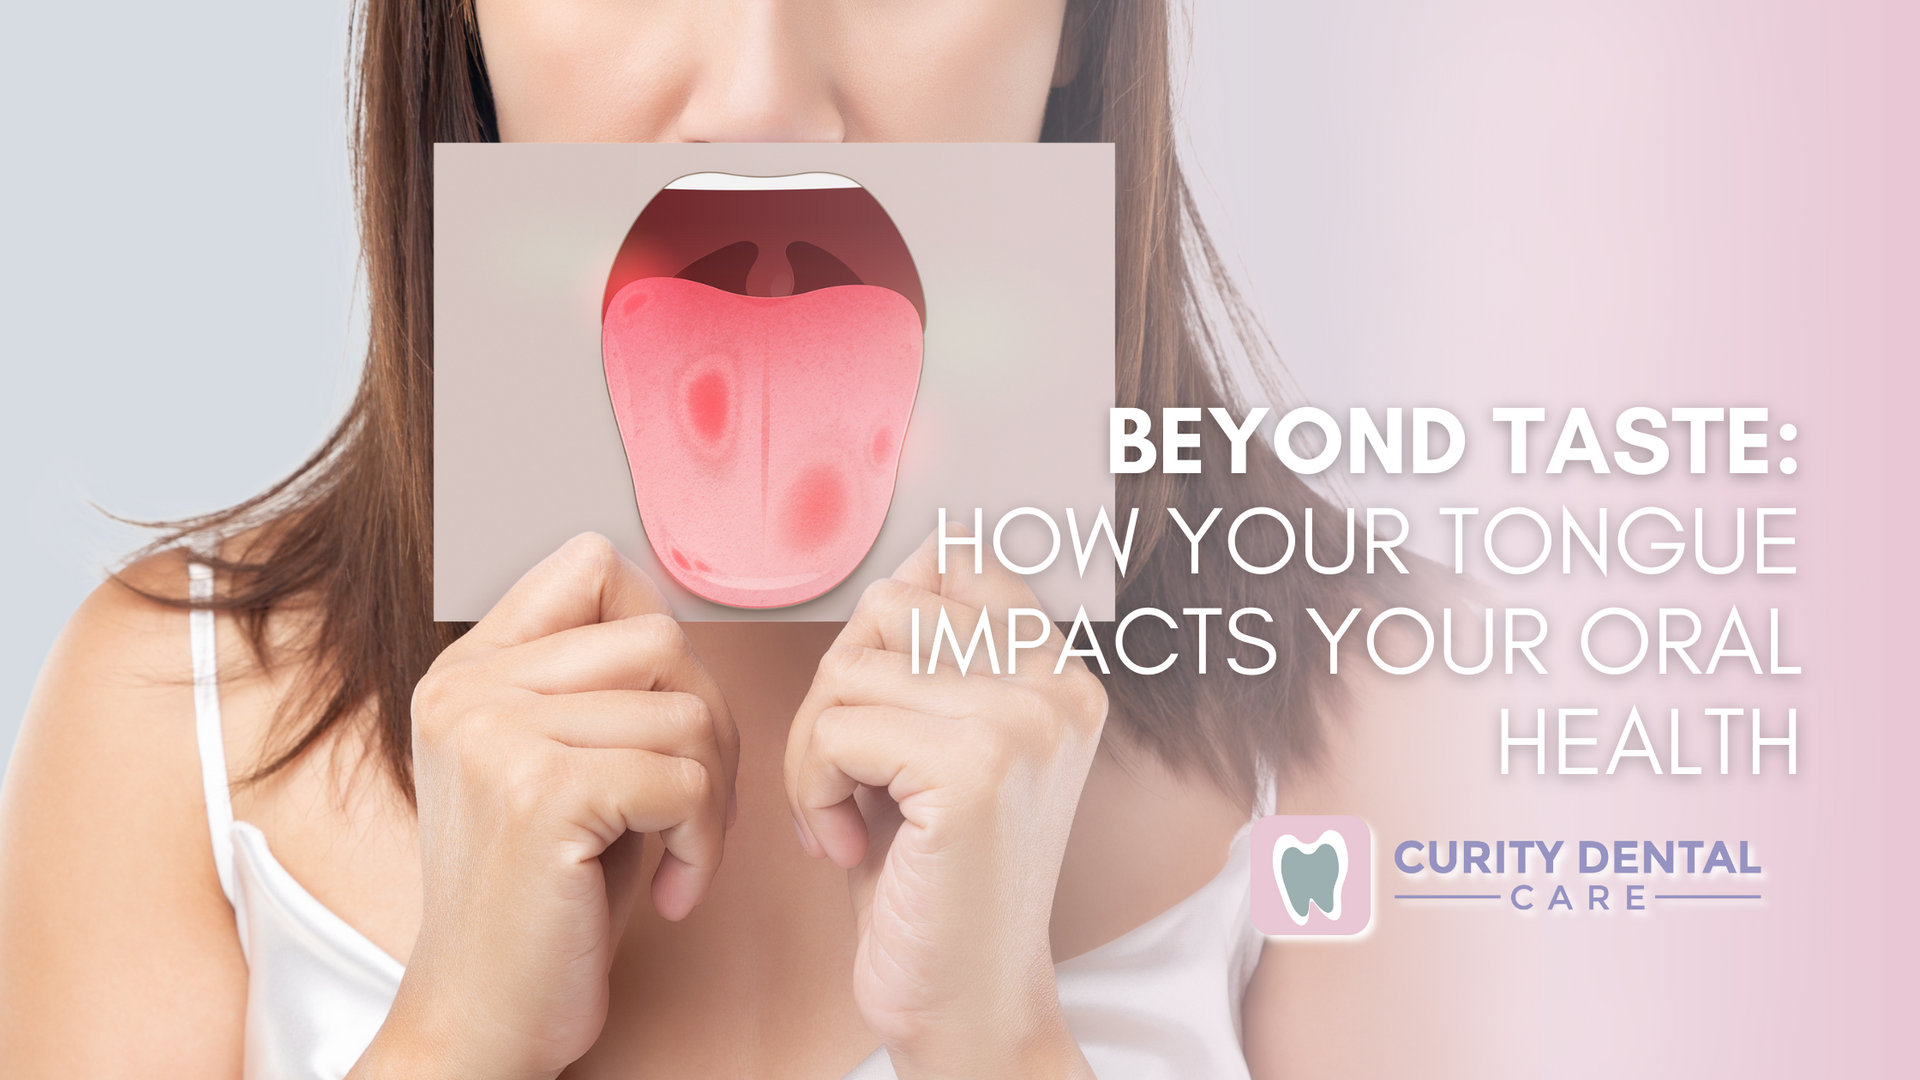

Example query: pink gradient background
[1183,1,1915,1073]
[1878,0,1918,1054]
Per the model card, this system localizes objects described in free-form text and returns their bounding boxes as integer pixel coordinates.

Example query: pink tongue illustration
[602,276,923,608]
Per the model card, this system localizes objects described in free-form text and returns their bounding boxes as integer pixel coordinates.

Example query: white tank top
[190,561,1268,1080]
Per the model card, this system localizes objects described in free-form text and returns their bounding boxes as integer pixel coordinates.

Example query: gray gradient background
[434,143,1114,623]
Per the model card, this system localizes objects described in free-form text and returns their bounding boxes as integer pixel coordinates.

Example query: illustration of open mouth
[1273,830,1350,926]
[600,172,925,608]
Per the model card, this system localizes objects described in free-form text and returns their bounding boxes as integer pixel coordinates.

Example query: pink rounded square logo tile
[1252,814,1374,937]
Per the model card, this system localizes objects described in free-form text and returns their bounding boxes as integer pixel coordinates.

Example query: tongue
[602,276,923,608]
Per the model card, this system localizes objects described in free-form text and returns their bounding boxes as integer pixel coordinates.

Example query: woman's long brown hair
[125,0,1377,809]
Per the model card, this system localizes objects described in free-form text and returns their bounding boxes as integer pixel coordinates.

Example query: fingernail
[793,816,816,856]
[726,790,739,829]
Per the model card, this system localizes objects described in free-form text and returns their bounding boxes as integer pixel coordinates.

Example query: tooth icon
[1272,829,1349,926]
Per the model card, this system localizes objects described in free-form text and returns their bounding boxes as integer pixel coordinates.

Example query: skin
[473,0,1073,141]
[0,1,1474,1076]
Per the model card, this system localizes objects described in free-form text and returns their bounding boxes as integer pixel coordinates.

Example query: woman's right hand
[351,533,738,1080]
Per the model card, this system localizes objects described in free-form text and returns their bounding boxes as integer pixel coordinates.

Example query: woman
[0,0,1397,1077]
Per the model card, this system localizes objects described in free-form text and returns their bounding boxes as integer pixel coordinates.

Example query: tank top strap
[188,558,240,909]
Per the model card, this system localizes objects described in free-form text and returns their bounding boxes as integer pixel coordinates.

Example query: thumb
[895,520,1044,614]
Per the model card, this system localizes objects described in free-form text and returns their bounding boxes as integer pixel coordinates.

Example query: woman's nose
[667,0,846,142]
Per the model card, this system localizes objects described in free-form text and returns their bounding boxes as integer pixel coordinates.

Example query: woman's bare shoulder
[1242,667,1501,1079]
[16,546,205,753]
[1050,732,1252,961]
[0,547,247,1077]
[3,543,223,887]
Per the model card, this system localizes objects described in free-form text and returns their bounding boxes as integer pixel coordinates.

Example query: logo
[1251,815,1373,937]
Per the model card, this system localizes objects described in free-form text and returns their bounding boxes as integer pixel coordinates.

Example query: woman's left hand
[784,528,1106,1080]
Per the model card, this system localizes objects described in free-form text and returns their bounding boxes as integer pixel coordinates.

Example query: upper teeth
[664,171,861,191]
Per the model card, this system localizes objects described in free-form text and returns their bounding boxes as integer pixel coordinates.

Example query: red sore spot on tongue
[685,370,730,441]
[869,426,894,466]
[616,289,651,317]
[784,465,848,550]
